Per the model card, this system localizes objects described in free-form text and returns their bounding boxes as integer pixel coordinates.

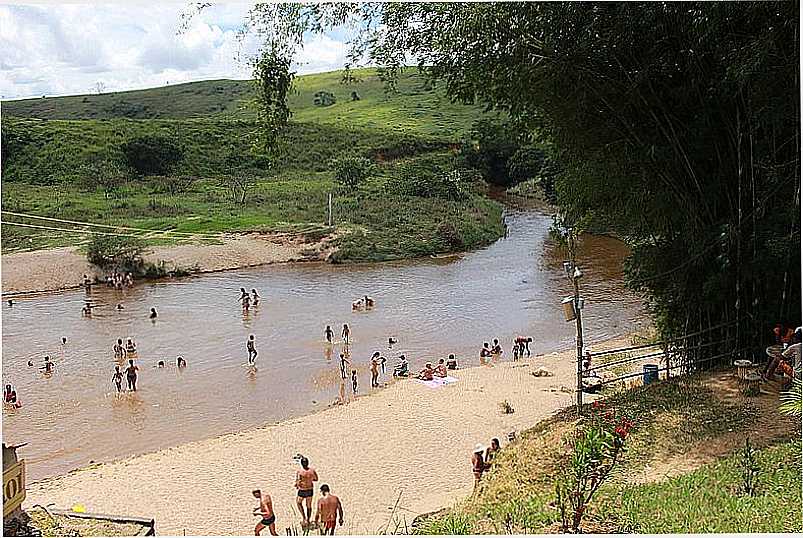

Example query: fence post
[327,193,333,227]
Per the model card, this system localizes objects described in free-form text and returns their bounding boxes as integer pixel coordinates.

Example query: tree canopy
[223,2,800,352]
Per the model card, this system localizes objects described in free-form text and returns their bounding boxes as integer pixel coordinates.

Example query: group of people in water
[240,288,261,312]
[252,455,345,536]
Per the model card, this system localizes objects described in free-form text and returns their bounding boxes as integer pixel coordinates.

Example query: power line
[1,221,197,239]
[1,211,224,239]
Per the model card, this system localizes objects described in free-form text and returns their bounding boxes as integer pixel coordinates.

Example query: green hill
[1,68,505,262]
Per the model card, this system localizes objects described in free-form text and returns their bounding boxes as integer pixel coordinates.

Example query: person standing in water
[315,484,344,536]
[339,353,350,379]
[294,456,319,528]
[111,366,123,393]
[125,359,138,391]
[149,308,158,321]
[325,325,334,344]
[125,338,137,355]
[341,324,351,345]
[242,293,251,313]
[370,353,380,388]
[251,289,260,306]
[247,335,258,365]
[252,489,278,536]
[42,356,55,374]
[113,338,126,359]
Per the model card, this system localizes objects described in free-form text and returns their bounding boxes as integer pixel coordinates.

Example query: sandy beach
[22,338,627,536]
[1,233,333,294]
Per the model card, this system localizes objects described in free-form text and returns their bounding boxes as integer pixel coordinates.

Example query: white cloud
[0,3,351,100]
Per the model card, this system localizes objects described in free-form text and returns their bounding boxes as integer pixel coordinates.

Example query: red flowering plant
[554,400,634,532]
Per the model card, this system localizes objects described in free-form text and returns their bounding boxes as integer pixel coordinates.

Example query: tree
[223,2,799,354]
[120,134,184,176]
[460,119,521,186]
[86,235,146,273]
[332,155,374,191]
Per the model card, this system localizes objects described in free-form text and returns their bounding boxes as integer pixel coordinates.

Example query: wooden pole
[328,193,333,227]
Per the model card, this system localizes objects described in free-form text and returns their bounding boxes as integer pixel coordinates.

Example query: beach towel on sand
[418,376,458,388]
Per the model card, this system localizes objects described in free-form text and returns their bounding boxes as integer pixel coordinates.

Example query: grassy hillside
[1,68,504,261]
[415,371,801,534]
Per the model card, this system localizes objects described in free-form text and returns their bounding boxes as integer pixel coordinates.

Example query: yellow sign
[3,460,25,517]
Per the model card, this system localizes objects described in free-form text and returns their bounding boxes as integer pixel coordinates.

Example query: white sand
[1,233,331,294]
[23,339,631,536]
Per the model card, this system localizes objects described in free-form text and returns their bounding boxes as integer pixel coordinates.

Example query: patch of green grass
[418,374,800,534]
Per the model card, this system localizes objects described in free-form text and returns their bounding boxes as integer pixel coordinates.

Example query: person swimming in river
[339,353,351,379]
[342,324,351,345]
[177,356,187,368]
[388,337,397,349]
[4,384,21,407]
[111,366,123,393]
[247,335,258,364]
[325,325,334,344]
[116,303,124,310]
[149,308,157,320]
[125,359,139,391]
[251,289,260,306]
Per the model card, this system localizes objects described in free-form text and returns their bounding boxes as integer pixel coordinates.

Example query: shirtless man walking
[247,335,258,365]
[294,456,319,528]
[315,484,344,536]
[252,489,278,536]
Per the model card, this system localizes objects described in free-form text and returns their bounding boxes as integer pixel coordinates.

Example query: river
[2,209,643,481]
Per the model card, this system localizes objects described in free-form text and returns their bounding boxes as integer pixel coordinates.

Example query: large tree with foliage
[211,2,800,355]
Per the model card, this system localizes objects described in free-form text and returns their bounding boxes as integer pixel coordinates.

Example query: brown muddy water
[2,210,644,481]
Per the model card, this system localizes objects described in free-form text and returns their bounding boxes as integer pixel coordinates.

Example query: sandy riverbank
[1,233,333,294]
[23,336,630,536]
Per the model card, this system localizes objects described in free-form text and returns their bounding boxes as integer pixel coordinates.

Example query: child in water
[112,366,123,392]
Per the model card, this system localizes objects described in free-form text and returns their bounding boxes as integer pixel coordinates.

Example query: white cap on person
[474,443,486,453]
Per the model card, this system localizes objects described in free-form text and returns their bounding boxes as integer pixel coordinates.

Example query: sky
[0,3,352,100]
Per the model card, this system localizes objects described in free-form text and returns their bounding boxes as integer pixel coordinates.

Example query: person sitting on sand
[393,355,409,377]
[111,366,123,393]
[252,489,278,536]
[515,336,533,357]
[325,325,334,344]
[342,324,351,345]
[125,359,138,391]
[351,369,358,394]
[480,343,491,363]
[417,362,435,381]
[446,354,458,370]
[294,456,319,528]
[177,356,187,368]
[485,438,500,469]
[251,288,260,306]
[339,353,351,379]
[472,444,485,489]
[434,358,447,378]
[315,484,344,536]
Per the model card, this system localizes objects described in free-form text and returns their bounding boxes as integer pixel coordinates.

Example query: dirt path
[1,233,334,294]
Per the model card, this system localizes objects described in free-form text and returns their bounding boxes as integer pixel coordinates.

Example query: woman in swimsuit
[125,359,139,391]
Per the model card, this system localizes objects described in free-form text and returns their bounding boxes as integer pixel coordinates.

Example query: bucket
[561,297,576,322]
[643,364,659,385]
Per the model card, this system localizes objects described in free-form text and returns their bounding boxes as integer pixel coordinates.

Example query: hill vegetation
[1,68,507,260]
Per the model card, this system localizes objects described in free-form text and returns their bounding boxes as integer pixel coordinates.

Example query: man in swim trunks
[247,335,258,364]
[125,359,138,391]
[252,489,278,536]
[112,366,123,392]
[315,484,344,535]
[295,456,319,527]
[325,325,334,344]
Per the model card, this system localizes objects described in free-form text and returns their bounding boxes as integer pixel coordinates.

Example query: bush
[120,134,184,176]
[313,90,337,106]
[86,235,147,273]
[390,160,470,201]
[332,155,374,190]
[459,118,520,186]
[507,146,546,183]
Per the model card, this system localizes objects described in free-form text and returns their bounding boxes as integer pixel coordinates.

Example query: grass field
[414,372,802,534]
[1,68,505,261]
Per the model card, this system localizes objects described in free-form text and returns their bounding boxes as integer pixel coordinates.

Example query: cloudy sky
[0,3,352,100]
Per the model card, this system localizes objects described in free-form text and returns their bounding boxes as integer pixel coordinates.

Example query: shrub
[554,400,634,532]
[332,155,374,190]
[120,134,184,176]
[313,90,337,106]
[507,146,546,183]
[390,161,470,201]
[86,235,146,273]
[739,437,760,496]
[459,118,520,186]
[81,153,132,198]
